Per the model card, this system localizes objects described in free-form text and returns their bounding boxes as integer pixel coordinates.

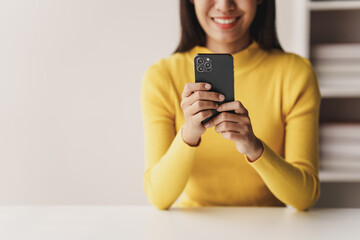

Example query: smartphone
[194,53,234,125]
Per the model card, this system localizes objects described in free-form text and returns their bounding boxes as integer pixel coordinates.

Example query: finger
[221,131,242,141]
[217,101,248,115]
[193,109,213,122]
[215,122,242,133]
[205,112,245,128]
[187,100,219,116]
[182,82,211,98]
[183,90,225,107]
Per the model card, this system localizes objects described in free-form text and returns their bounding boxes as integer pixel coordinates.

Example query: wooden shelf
[320,169,360,182]
[277,1,360,183]
[320,88,360,98]
[310,1,360,181]
[309,1,360,11]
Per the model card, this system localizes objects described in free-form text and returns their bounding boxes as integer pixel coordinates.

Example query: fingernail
[204,123,210,128]
[205,84,211,89]
[219,95,225,101]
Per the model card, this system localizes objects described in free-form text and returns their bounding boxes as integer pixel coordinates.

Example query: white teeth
[213,18,236,24]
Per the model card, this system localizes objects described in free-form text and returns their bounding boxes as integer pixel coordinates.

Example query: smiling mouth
[211,17,240,29]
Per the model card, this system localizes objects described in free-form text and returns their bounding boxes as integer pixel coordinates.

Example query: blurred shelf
[309,1,360,11]
[286,1,360,183]
[320,169,360,182]
[320,88,360,98]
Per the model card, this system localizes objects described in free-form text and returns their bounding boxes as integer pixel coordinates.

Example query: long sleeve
[244,56,321,211]
[140,61,199,210]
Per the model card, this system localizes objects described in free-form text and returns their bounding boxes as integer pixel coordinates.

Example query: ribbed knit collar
[188,40,268,74]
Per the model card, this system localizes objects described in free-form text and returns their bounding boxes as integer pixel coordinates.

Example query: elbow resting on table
[144,179,173,211]
[291,172,321,211]
[145,191,172,210]
[293,199,318,212]
[293,202,313,212]
[152,202,171,211]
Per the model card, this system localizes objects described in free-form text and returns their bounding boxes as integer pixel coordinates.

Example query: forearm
[247,140,320,211]
[144,126,198,210]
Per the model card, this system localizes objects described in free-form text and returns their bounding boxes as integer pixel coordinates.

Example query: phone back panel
[194,53,234,124]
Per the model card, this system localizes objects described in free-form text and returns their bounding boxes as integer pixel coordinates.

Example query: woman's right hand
[180,82,225,146]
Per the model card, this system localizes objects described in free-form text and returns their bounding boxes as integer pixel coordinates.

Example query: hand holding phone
[194,53,235,125]
[180,82,223,146]
[180,54,235,146]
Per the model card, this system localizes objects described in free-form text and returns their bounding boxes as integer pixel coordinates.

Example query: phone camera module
[195,56,212,72]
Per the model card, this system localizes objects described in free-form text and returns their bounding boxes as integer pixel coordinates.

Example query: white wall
[0,0,292,205]
[276,0,309,57]
[0,0,179,205]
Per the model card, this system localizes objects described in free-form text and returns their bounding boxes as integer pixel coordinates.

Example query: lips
[211,16,240,29]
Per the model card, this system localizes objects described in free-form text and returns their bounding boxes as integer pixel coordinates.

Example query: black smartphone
[194,53,234,125]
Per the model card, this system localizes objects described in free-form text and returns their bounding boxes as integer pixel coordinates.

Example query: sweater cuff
[179,126,201,148]
[244,140,281,170]
[172,126,200,154]
[164,126,199,166]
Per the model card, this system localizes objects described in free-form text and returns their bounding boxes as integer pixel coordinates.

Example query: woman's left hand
[204,100,264,162]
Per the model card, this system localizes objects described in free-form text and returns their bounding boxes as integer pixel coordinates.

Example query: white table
[0,205,359,240]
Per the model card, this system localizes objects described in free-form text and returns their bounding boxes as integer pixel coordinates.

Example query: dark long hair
[174,0,283,53]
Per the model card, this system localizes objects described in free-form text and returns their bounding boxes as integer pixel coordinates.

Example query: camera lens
[197,66,204,72]
[197,58,204,64]
[205,62,212,69]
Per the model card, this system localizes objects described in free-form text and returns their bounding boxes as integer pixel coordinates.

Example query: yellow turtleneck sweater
[140,41,321,211]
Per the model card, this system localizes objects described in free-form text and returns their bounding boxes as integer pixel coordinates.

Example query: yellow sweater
[140,40,321,211]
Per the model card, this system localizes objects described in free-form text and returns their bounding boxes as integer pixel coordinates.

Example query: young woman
[141,0,321,211]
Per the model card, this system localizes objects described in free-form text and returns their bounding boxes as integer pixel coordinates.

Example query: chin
[214,34,243,44]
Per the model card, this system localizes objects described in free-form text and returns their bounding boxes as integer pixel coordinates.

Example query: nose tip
[215,0,236,12]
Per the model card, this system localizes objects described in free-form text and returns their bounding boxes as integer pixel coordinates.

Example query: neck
[205,32,252,54]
